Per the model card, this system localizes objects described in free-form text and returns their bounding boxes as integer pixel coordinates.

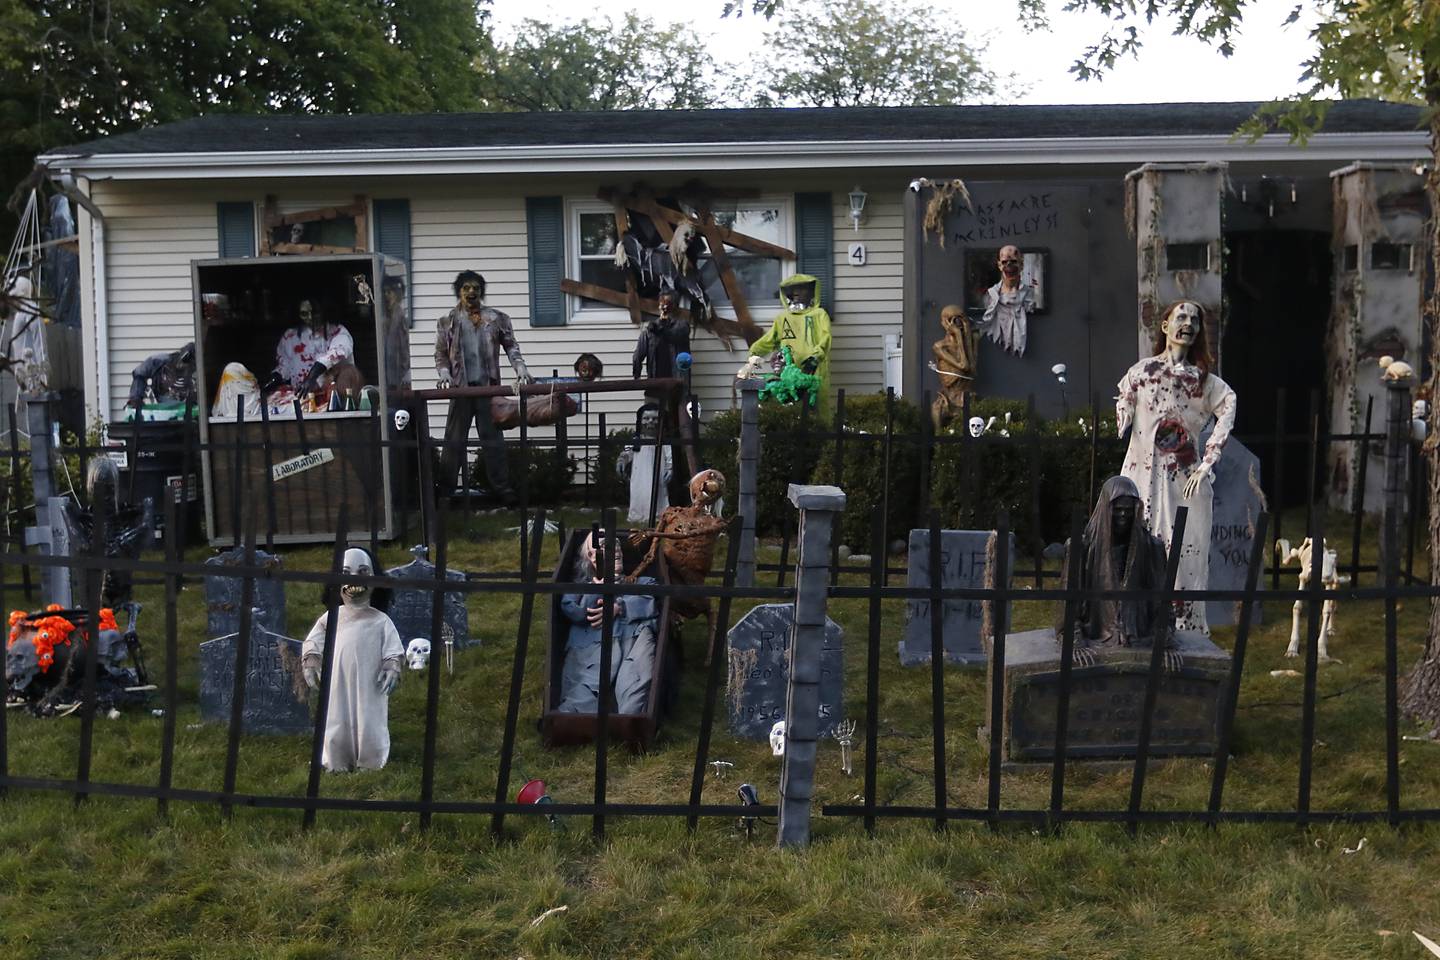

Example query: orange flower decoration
[29,615,77,673]
[8,610,26,627]
[99,608,119,633]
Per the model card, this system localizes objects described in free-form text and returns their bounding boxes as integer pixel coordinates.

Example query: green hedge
[810,393,923,551]
[705,403,819,537]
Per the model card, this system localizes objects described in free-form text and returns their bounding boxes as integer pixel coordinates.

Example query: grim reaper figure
[1057,476,1175,664]
[1116,300,1235,636]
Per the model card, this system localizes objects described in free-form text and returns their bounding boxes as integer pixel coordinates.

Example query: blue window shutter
[795,192,834,310]
[373,199,411,267]
[527,196,565,327]
[216,202,255,258]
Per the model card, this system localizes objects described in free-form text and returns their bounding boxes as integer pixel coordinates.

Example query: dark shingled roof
[44,100,1424,157]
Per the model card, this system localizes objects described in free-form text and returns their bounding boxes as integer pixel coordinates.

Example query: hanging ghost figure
[302,547,404,771]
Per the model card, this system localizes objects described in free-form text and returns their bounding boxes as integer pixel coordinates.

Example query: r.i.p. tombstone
[1204,433,1266,627]
[205,546,286,639]
[727,602,843,741]
[385,545,472,651]
[198,617,310,735]
[900,529,1014,666]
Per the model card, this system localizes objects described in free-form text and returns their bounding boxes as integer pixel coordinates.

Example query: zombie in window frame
[976,244,1035,356]
[433,270,532,499]
[1115,300,1236,635]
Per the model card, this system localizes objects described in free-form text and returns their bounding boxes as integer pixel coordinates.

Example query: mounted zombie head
[573,352,603,381]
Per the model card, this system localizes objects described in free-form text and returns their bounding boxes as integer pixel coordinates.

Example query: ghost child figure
[749,274,832,414]
[302,547,404,772]
[557,531,660,715]
[1058,476,1177,667]
[978,245,1035,356]
[1116,300,1236,635]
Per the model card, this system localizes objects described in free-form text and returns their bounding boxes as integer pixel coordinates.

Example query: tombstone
[986,628,1232,764]
[205,547,285,639]
[727,602,843,741]
[1204,433,1265,627]
[198,618,310,734]
[900,529,1014,667]
[385,545,472,651]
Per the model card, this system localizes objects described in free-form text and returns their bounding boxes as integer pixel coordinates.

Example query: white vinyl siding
[87,176,907,429]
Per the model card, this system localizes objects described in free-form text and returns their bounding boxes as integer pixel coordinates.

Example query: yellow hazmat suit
[749,273,832,415]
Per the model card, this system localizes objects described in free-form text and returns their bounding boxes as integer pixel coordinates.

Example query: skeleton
[930,304,977,431]
[1277,537,1347,661]
[353,274,373,305]
[1379,355,1414,381]
[628,469,735,655]
[769,720,786,757]
[406,637,431,671]
[832,718,857,775]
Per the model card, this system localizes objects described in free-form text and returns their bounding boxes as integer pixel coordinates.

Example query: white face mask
[340,548,373,606]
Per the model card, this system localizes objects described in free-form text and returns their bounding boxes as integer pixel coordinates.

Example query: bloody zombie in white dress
[1115,346,1236,635]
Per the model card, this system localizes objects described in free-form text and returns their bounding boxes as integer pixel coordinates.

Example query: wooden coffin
[541,528,675,749]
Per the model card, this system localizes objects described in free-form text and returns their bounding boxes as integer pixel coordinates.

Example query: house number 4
[847,242,867,266]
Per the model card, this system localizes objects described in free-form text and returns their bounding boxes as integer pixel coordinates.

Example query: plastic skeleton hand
[436,372,453,389]
[302,654,322,690]
[377,659,401,695]
[1183,461,1212,500]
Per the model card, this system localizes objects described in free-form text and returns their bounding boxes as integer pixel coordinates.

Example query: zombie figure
[381,276,411,391]
[301,547,403,772]
[930,304,977,431]
[977,245,1035,356]
[434,270,532,499]
[1057,476,1175,664]
[265,299,362,405]
[750,274,832,414]
[1116,300,1236,635]
[557,530,660,715]
[616,404,672,523]
[629,469,734,653]
[632,289,691,387]
[126,341,196,408]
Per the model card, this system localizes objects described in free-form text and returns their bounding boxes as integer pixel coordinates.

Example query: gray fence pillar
[1380,377,1412,577]
[736,380,762,588]
[778,482,845,848]
[21,394,69,604]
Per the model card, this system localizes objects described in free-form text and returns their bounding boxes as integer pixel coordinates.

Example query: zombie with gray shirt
[433,270,532,497]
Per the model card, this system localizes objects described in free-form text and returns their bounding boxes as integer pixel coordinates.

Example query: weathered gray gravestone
[1203,433,1266,627]
[198,618,310,734]
[901,529,1014,667]
[727,602,843,741]
[205,547,285,639]
[386,545,472,650]
[986,628,1232,763]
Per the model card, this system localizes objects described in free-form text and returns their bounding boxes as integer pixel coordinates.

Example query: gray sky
[490,0,1320,105]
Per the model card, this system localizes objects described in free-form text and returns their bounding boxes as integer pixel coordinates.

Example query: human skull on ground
[968,416,985,438]
[406,638,431,671]
[392,409,411,432]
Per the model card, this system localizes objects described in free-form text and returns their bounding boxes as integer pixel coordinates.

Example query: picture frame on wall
[963,247,1049,319]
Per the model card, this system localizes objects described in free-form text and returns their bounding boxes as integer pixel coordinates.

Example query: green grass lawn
[1,510,1438,959]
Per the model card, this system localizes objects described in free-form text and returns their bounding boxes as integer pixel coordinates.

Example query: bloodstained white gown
[303,603,403,770]
[1116,353,1236,635]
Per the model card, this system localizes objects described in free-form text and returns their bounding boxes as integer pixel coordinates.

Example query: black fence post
[1026,394,1043,588]
[491,509,547,837]
[1381,378,1412,824]
[687,523,744,831]
[830,389,846,585]
[1271,387,1287,592]
[74,501,106,804]
[220,518,258,819]
[927,511,946,832]
[1048,508,1085,832]
[863,508,884,836]
[418,497,450,831]
[592,512,618,841]
[1348,396,1373,586]
[157,496,181,817]
[986,511,1011,831]
[302,507,350,829]
[881,389,895,586]
[1296,411,1325,827]
[1126,505,1188,835]
[1207,512,1270,825]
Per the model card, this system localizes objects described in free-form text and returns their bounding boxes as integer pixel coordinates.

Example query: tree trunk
[1401,107,1440,737]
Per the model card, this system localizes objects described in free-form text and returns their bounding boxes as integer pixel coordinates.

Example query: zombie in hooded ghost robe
[1057,476,1171,652]
[302,548,404,771]
[1115,301,1236,635]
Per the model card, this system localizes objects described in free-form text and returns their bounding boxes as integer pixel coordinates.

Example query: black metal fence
[0,378,1434,837]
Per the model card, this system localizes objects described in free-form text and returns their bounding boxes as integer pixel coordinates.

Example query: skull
[688,469,725,511]
[340,547,374,606]
[406,638,431,671]
[769,720,787,757]
[5,633,40,693]
[393,409,411,432]
[968,416,985,438]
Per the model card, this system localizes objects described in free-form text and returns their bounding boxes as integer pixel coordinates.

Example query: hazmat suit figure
[748,274,832,415]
